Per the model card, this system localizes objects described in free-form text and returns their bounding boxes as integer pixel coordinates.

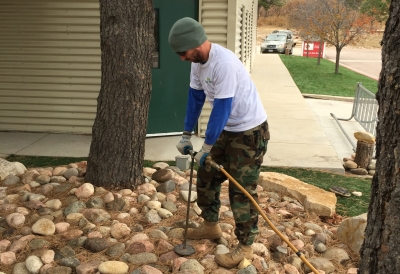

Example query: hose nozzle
[205,155,221,171]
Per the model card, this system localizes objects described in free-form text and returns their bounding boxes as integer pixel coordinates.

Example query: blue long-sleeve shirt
[184,87,232,145]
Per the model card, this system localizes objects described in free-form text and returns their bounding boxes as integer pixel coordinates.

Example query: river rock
[323,247,350,264]
[128,252,158,265]
[32,218,55,235]
[146,200,161,209]
[110,222,131,239]
[41,249,55,264]
[137,183,157,195]
[105,243,126,258]
[82,208,111,223]
[59,257,80,268]
[84,238,111,252]
[156,180,176,193]
[63,168,79,179]
[98,261,129,273]
[157,208,173,219]
[179,258,205,274]
[25,255,43,273]
[6,213,25,228]
[152,169,174,183]
[12,262,30,273]
[75,260,102,274]
[36,175,51,185]
[0,251,16,265]
[350,168,368,175]
[46,266,73,274]
[75,183,95,199]
[304,258,335,273]
[237,265,257,274]
[64,201,87,216]
[106,198,126,211]
[145,209,162,224]
[344,160,357,169]
[179,190,197,202]
[161,201,178,213]
[3,174,20,186]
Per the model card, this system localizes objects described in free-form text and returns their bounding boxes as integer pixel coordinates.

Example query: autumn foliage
[287,0,378,73]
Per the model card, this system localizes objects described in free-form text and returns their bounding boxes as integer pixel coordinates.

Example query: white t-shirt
[189,43,267,132]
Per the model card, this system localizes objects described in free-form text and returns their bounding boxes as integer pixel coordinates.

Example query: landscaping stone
[259,172,336,216]
[0,160,363,274]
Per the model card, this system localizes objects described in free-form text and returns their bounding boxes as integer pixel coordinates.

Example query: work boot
[215,244,253,268]
[186,220,222,240]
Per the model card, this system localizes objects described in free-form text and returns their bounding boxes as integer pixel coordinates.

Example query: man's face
[177,48,203,63]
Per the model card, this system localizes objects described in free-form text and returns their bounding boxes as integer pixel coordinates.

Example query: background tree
[258,0,286,17]
[360,0,390,22]
[85,0,155,189]
[289,0,326,62]
[290,0,376,73]
[359,0,400,273]
[318,0,376,73]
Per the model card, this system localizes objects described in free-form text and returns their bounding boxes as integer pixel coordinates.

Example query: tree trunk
[85,0,154,190]
[335,47,341,74]
[316,39,323,65]
[354,141,374,169]
[358,1,400,273]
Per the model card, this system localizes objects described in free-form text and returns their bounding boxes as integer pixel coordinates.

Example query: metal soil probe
[174,150,196,256]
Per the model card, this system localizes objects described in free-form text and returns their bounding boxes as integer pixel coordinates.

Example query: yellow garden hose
[205,157,320,274]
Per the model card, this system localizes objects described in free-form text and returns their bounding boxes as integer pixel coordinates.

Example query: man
[169,17,270,268]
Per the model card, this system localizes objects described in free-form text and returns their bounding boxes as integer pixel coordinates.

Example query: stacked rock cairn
[342,131,376,177]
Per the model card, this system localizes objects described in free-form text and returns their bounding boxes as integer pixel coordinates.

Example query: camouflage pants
[197,120,270,245]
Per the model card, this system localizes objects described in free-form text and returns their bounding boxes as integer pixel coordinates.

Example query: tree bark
[335,46,341,74]
[85,0,154,189]
[316,39,323,65]
[354,141,374,169]
[358,1,400,273]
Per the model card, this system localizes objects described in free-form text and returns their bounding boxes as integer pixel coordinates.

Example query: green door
[148,0,198,135]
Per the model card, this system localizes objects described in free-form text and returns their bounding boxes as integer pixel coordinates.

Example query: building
[0,0,258,136]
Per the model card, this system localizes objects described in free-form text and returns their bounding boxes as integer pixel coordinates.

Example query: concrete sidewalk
[251,54,344,173]
[0,54,357,175]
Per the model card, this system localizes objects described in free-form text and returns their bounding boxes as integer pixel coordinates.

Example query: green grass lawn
[280,55,378,97]
[5,155,370,217]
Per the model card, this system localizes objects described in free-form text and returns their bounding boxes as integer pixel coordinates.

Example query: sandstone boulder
[336,213,367,253]
[258,172,336,216]
[354,131,375,144]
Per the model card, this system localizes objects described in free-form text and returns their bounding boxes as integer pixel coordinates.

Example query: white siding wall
[0,0,100,133]
[197,0,257,137]
[199,0,228,47]
[197,0,228,137]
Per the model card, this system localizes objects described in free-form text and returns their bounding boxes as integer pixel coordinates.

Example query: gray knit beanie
[168,17,207,52]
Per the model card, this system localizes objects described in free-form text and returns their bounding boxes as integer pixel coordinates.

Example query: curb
[302,94,354,102]
[325,58,379,81]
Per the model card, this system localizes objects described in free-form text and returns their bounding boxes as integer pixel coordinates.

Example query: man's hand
[195,143,212,166]
[176,131,193,155]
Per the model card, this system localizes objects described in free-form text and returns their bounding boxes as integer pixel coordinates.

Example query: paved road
[324,47,381,80]
[292,44,381,80]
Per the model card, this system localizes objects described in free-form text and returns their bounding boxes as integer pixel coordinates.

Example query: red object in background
[301,41,326,58]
